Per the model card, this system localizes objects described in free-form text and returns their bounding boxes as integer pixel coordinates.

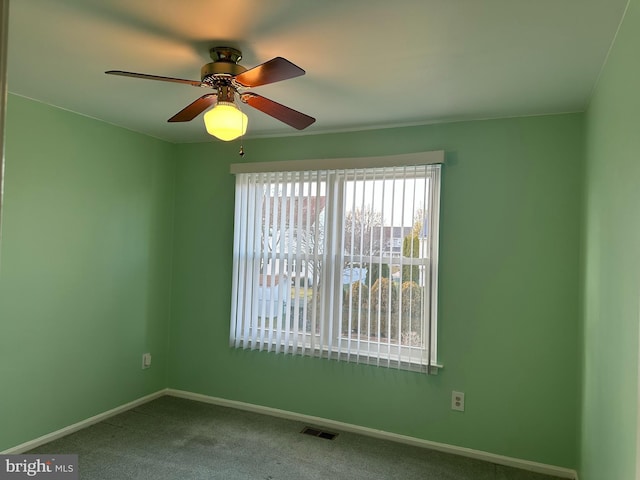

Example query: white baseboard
[2,389,168,454]
[167,388,578,480]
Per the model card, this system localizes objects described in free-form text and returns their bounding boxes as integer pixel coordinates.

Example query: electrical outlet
[142,353,152,369]
[452,391,465,411]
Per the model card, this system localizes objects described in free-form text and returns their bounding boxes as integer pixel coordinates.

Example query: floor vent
[301,426,338,440]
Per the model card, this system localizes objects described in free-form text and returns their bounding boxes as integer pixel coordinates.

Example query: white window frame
[230,152,443,373]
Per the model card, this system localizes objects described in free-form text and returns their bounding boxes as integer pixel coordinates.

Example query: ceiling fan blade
[168,94,217,122]
[234,57,305,87]
[105,70,206,88]
[241,93,315,130]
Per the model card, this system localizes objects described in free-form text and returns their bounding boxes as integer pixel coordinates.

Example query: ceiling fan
[106,46,315,141]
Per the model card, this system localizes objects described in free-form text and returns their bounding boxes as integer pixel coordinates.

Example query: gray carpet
[28,396,564,480]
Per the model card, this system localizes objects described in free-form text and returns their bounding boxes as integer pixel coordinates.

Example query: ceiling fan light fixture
[203,101,248,141]
[106,47,315,138]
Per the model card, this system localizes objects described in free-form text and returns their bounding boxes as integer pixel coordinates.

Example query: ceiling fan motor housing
[201,47,247,84]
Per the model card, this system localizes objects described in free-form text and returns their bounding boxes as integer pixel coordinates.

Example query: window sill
[233,337,443,374]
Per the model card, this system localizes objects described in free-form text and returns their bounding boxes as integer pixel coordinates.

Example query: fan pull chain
[238,98,246,157]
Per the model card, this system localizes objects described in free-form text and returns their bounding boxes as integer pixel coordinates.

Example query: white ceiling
[7,0,629,143]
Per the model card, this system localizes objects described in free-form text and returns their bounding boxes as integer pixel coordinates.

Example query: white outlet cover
[452,391,465,411]
[142,353,152,369]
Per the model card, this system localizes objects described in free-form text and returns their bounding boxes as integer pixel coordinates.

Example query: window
[230,157,442,373]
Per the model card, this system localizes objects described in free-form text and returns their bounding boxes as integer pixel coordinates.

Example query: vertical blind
[230,164,441,373]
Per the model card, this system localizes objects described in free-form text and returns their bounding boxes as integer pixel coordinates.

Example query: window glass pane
[341,170,429,359]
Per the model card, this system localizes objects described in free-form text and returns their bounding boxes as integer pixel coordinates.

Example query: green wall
[581,0,640,478]
[169,114,584,468]
[0,91,588,471]
[0,95,175,451]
